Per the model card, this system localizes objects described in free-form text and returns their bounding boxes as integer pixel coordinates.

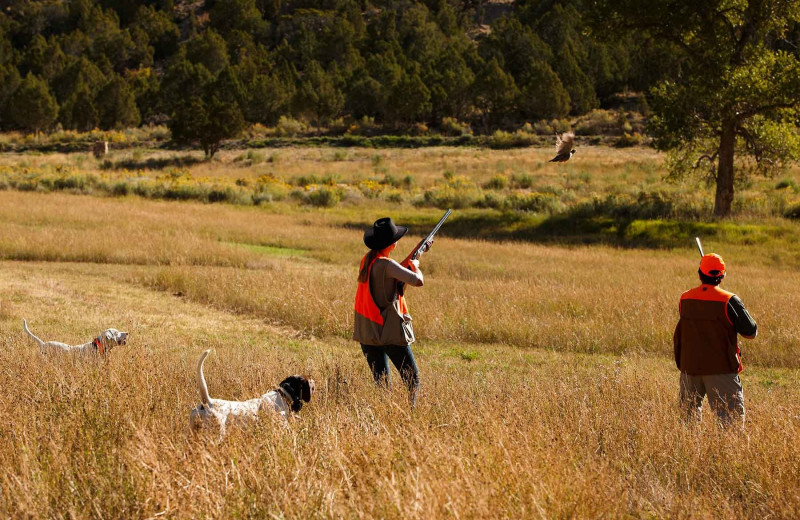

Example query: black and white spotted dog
[189,350,315,436]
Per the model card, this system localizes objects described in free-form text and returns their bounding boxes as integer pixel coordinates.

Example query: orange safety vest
[354,253,409,326]
[675,284,742,375]
[353,253,413,346]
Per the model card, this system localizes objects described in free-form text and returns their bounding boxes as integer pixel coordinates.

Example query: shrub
[550,119,572,134]
[274,116,307,137]
[775,178,799,192]
[382,174,401,188]
[410,123,429,136]
[358,179,384,198]
[385,189,403,203]
[511,173,534,189]
[347,116,380,136]
[440,117,472,136]
[419,175,481,209]
[506,192,563,213]
[112,182,131,196]
[487,130,536,149]
[163,183,204,201]
[328,117,348,135]
[254,174,289,201]
[478,192,504,209]
[419,186,479,209]
[303,186,340,207]
[574,109,618,135]
[293,174,337,187]
[783,203,800,219]
[208,187,237,203]
[234,150,265,165]
[572,191,682,220]
[533,120,553,135]
[483,174,509,190]
[615,132,643,148]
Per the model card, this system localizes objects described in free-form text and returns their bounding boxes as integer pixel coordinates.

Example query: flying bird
[549,132,576,162]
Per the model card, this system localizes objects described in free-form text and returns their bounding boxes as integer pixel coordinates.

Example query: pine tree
[9,73,58,135]
[473,58,518,132]
[186,29,230,75]
[297,61,344,131]
[96,75,141,130]
[517,60,570,120]
[0,66,22,130]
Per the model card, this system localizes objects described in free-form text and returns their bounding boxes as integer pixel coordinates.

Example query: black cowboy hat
[364,217,407,250]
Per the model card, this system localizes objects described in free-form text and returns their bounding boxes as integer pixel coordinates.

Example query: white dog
[23,319,129,355]
[189,349,315,435]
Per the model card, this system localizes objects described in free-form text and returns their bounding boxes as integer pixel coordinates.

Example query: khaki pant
[679,371,745,426]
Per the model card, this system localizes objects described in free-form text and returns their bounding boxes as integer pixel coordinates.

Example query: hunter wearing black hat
[353,217,430,405]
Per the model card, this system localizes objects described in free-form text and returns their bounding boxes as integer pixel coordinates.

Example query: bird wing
[556,132,574,155]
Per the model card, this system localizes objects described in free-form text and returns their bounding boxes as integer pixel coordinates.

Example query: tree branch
[737,101,799,120]
[693,151,718,169]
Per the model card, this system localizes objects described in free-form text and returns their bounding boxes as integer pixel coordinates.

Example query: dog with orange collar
[23,319,129,356]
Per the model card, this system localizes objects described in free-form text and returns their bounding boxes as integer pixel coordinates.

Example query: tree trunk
[714,123,736,217]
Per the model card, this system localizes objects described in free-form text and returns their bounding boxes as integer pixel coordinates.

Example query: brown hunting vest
[353,256,415,346]
[674,284,742,375]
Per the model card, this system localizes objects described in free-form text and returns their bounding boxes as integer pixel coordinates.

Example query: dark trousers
[361,344,419,405]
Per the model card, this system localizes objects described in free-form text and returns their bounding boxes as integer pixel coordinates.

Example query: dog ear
[300,377,312,402]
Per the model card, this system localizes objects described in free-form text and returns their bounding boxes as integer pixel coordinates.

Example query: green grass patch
[225,242,308,257]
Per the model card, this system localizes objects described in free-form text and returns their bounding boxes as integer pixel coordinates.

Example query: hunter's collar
[92,337,105,355]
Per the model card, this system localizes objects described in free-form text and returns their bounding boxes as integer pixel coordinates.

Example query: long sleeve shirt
[369,258,422,307]
[727,295,758,338]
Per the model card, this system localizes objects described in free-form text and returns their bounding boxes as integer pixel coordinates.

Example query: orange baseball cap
[699,253,726,277]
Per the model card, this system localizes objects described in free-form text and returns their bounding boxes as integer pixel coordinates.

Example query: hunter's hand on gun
[403,258,421,273]
[401,238,433,269]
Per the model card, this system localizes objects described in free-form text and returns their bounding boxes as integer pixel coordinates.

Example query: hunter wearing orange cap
[673,252,757,425]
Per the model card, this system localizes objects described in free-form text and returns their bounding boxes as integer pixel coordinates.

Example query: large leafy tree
[593,0,800,217]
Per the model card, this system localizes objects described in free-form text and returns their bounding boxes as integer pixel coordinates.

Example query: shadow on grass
[343,209,798,250]
[100,155,204,171]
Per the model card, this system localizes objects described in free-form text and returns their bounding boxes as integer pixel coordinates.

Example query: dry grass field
[1,146,800,518]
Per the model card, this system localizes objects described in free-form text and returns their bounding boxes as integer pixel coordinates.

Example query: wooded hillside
[0,0,682,134]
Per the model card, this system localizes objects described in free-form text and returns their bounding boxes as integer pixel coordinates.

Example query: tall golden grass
[1,260,799,518]
[0,174,799,517]
[2,191,798,367]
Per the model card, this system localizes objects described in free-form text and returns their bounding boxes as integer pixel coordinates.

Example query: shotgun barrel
[410,209,452,261]
[695,237,704,258]
[398,209,452,295]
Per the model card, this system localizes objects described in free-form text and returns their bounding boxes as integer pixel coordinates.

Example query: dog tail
[23,319,45,348]
[196,349,212,406]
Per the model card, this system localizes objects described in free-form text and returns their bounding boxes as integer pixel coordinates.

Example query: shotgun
[695,237,704,258]
[398,209,452,295]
